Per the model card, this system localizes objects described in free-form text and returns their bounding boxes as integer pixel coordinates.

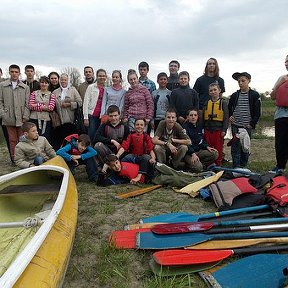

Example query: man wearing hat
[228,72,261,168]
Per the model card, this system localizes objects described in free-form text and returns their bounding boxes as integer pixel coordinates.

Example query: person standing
[23,65,40,93]
[138,61,156,94]
[100,70,126,119]
[28,76,56,142]
[193,58,225,111]
[78,66,95,100]
[152,72,171,131]
[228,72,261,168]
[0,67,11,160]
[0,64,30,162]
[270,55,288,173]
[167,60,180,91]
[123,69,154,131]
[170,71,199,125]
[203,83,229,166]
[83,68,107,141]
[52,73,82,149]
[48,71,60,92]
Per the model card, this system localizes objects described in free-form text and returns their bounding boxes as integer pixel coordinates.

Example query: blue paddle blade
[136,231,288,249]
[211,254,287,288]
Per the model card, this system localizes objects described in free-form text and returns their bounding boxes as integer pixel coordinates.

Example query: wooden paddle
[136,231,288,249]
[188,237,288,249]
[151,217,288,235]
[153,245,288,266]
[114,184,161,199]
[141,204,270,223]
[173,171,224,197]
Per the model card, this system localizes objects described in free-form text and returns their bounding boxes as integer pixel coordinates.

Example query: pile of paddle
[109,205,288,287]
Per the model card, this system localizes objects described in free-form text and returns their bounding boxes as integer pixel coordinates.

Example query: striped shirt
[232,92,251,127]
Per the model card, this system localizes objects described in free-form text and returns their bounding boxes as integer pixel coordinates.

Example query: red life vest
[62,134,81,155]
[119,162,145,183]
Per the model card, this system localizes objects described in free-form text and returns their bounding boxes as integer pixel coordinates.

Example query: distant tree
[35,70,42,80]
[60,67,81,88]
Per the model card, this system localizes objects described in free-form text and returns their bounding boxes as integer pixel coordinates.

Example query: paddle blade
[109,228,150,249]
[153,249,232,266]
[149,258,221,277]
[151,222,214,234]
[210,254,288,288]
[186,238,288,250]
[115,184,161,199]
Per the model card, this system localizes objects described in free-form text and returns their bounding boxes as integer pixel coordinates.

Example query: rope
[0,217,43,229]
[23,217,41,228]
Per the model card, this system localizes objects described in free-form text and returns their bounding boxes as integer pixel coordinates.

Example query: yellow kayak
[0,156,78,288]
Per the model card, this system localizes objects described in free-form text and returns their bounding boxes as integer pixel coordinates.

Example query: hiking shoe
[269,166,285,174]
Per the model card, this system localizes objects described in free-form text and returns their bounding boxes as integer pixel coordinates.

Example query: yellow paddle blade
[173,171,224,197]
[186,237,288,249]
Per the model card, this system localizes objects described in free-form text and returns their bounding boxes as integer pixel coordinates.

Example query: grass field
[0,99,281,288]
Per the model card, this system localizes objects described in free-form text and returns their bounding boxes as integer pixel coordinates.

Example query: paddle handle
[233,244,288,255]
[198,205,270,220]
[213,231,288,240]
[209,165,259,176]
[207,223,288,234]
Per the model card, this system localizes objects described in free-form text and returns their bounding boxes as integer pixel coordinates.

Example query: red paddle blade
[109,228,150,249]
[153,249,233,266]
[151,222,214,234]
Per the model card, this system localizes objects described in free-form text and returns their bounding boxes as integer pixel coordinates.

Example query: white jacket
[83,83,100,119]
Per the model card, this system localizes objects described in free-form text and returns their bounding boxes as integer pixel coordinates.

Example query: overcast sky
[1,0,287,95]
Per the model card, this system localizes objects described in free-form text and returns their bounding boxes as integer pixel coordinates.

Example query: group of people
[0,55,286,185]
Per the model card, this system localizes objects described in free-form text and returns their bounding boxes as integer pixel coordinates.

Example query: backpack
[62,134,80,155]
[275,80,288,107]
[266,175,288,216]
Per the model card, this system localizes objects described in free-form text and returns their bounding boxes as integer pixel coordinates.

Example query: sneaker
[269,166,285,174]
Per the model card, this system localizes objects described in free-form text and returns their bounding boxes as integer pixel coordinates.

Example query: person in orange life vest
[103,154,154,185]
[116,118,156,184]
[56,134,98,182]
[203,83,229,166]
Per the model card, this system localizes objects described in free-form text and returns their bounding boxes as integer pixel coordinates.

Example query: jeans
[34,156,45,166]
[88,115,100,142]
[231,125,251,168]
[67,157,98,182]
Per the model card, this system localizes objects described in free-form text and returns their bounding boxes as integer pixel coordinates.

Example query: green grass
[0,99,281,287]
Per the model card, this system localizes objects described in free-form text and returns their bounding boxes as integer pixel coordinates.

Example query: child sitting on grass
[56,134,98,182]
[102,154,154,185]
[14,121,56,169]
[116,118,156,184]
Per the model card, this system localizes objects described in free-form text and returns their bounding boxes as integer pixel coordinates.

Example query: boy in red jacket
[116,118,156,184]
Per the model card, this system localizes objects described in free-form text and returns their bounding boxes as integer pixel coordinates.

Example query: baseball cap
[232,72,251,81]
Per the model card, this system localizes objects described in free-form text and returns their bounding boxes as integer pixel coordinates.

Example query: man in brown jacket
[0,64,30,162]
